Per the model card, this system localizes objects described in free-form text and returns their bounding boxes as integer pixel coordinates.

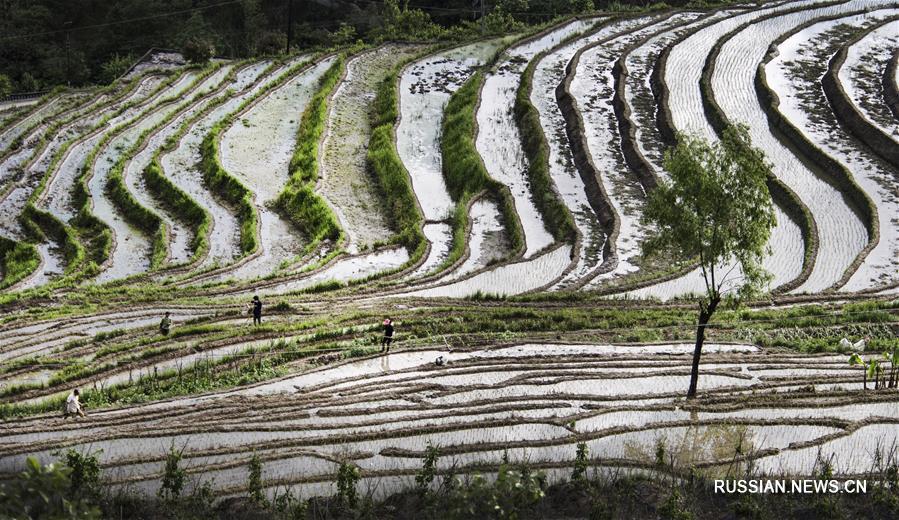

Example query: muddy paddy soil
[768,13,899,292]
[320,45,424,254]
[1,342,893,499]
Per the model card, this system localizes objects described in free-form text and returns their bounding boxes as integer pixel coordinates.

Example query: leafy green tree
[98,54,134,85]
[0,457,100,519]
[642,125,776,399]
[182,37,214,65]
[0,74,12,98]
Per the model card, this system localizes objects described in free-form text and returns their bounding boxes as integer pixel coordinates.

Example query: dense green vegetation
[441,72,524,267]
[0,0,614,93]
[367,57,428,256]
[0,237,39,290]
[276,57,344,247]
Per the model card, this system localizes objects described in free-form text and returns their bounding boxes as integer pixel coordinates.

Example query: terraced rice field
[2,0,898,505]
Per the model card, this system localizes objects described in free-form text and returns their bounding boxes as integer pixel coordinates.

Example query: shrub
[336,461,360,511]
[0,457,101,520]
[98,54,135,84]
[183,38,214,64]
[0,74,12,99]
[247,453,265,506]
[158,443,186,501]
[255,31,285,56]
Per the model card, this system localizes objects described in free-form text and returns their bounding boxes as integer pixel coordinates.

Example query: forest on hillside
[0,0,673,94]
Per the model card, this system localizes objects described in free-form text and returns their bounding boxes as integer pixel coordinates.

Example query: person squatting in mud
[249,295,262,326]
[380,317,394,353]
[64,388,86,419]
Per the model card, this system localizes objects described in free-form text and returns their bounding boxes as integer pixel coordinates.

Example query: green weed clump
[277,56,344,244]
[199,129,258,254]
[440,72,523,268]
[366,64,426,256]
[515,54,577,242]
[0,237,40,289]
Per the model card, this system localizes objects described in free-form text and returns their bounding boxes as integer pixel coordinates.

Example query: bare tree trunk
[687,296,720,399]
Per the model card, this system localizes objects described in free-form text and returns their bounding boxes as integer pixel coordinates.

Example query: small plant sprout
[881,345,899,389]
[335,461,360,511]
[571,442,589,484]
[849,351,890,391]
[848,352,867,390]
[416,441,440,495]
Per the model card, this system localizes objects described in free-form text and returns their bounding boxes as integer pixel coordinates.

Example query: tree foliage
[0,457,101,520]
[0,0,613,91]
[643,125,776,301]
[642,125,776,398]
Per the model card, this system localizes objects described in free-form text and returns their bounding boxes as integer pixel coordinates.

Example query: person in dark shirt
[159,312,171,335]
[251,295,262,326]
[380,318,394,353]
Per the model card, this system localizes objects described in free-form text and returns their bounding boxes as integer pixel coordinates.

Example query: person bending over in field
[65,389,86,419]
[380,318,394,353]
[250,295,262,326]
[159,312,171,335]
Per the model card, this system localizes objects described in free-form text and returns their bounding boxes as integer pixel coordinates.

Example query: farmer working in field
[64,388,86,419]
[380,318,395,353]
[250,295,263,326]
[159,312,171,335]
